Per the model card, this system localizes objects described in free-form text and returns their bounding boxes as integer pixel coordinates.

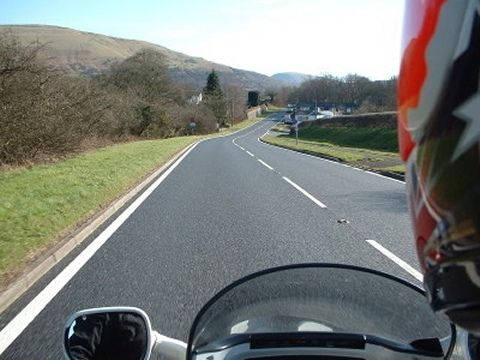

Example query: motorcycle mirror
[63,307,153,360]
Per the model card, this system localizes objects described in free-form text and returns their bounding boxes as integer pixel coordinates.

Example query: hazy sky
[1,0,404,80]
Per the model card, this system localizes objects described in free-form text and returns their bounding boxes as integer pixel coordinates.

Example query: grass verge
[295,126,399,152]
[0,136,201,286]
[262,126,405,177]
[0,111,269,287]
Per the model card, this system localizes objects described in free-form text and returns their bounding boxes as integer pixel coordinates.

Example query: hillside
[271,72,314,86]
[0,24,284,92]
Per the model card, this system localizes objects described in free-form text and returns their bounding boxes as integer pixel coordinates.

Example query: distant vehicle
[316,110,334,119]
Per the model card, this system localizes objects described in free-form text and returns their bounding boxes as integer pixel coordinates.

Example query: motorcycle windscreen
[188,265,451,353]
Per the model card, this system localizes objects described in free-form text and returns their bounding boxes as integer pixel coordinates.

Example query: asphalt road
[0,112,432,359]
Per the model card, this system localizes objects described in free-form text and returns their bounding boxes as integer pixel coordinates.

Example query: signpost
[291,110,299,146]
[189,121,197,135]
[295,121,299,145]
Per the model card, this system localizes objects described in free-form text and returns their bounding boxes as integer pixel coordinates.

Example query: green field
[263,125,404,176]
[0,112,267,286]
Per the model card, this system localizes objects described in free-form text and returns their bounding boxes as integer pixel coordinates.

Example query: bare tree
[224,84,246,125]
[274,86,295,106]
[98,48,185,137]
[1,32,111,164]
[287,74,396,112]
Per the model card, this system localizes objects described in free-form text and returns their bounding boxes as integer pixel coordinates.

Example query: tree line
[271,74,397,113]
[1,30,397,166]
[0,32,243,166]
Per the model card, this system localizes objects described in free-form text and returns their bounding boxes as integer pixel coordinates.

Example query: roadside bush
[93,87,138,138]
[0,34,177,165]
[0,33,109,163]
[179,104,218,134]
[0,32,246,166]
[97,49,188,138]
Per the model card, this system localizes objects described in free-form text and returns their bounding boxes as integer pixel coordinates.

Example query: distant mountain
[0,25,284,92]
[271,72,314,86]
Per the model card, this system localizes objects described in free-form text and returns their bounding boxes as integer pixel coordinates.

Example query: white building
[188,93,203,105]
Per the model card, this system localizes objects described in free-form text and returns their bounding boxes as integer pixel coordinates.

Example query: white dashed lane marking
[257,159,274,171]
[366,239,423,281]
[282,176,327,209]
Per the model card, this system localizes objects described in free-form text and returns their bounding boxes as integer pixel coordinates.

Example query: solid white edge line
[246,151,254,157]
[257,134,406,185]
[282,176,327,208]
[257,159,274,171]
[0,142,200,355]
[366,239,424,282]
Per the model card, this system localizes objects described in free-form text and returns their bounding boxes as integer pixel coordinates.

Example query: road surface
[0,112,425,358]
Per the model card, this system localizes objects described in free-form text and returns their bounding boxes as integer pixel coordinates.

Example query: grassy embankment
[263,125,405,176]
[0,111,272,287]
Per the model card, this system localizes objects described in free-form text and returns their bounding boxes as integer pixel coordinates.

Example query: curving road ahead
[0,112,424,359]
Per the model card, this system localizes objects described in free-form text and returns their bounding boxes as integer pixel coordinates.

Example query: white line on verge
[366,239,423,281]
[257,159,274,171]
[246,151,254,157]
[282,176,327,208]
[257,135,405,185]
[0,142,200,355]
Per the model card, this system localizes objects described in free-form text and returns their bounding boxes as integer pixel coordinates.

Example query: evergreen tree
[203,70,227,126]
[204,70,223,97]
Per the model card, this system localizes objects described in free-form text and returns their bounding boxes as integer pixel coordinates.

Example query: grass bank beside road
[0,112,268,288]
[263,125,405,177]
[0,136,200,286]
[294,126,398,152]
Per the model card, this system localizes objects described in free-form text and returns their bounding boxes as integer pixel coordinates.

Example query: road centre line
[282,176,327,208]
[252,124,418,283]
[257,159,274,170]
[0,142,200,356]
[233,120,272,144]
[237,121,417,283]
[366,239,423,282]
[232,121,271,151]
